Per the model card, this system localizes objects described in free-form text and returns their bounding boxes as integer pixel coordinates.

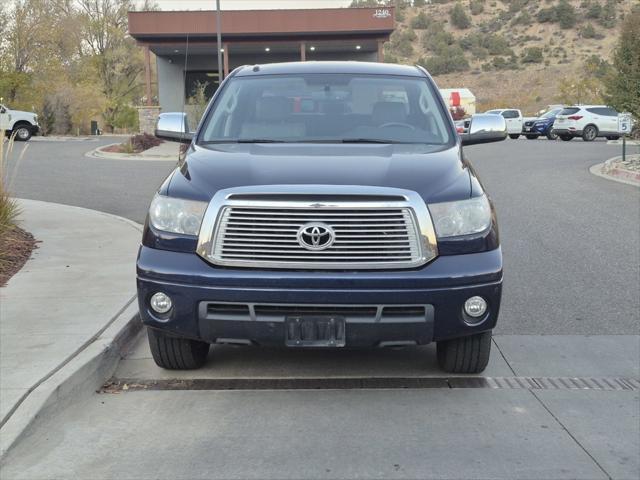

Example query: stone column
[138,106,161,135]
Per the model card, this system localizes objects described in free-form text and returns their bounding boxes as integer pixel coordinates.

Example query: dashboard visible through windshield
[198,74,454,146]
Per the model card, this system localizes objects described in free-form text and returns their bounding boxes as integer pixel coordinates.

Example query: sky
[150,0,351,10]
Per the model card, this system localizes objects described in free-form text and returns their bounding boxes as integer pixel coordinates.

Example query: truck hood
[9,110,36,118]
[167,143,473,204]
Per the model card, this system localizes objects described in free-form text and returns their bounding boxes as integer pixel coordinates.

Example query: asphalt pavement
[9,136,639,335]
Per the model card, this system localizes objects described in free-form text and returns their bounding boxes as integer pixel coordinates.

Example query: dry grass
[0,131,33,280]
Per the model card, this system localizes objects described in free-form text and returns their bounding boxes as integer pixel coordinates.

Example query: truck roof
[234,61,425,77]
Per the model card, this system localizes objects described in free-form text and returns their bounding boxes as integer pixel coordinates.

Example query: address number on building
[373,9,391,18]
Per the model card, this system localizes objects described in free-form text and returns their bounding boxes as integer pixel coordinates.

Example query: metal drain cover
[102,376,640,392]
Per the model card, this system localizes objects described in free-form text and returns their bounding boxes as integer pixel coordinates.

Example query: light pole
[216,0,223,83]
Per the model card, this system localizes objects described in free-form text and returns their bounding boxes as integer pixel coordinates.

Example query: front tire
[606,135,620,140]
[13,125,32,141]
[525,135,539,140]
[559,134,573,141]
[546,130,558,140]
[509,134,520,139]
[147,328,210,370]
[437,331,492,374]
[582,125,598,142]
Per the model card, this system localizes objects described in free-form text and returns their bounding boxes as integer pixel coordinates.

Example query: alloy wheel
[16,127,30,140]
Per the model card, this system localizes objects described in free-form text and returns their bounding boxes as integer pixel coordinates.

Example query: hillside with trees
[354,0,637,115]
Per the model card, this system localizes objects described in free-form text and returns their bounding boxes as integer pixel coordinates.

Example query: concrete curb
[590,157,640,187]
[0,300,142,458]
[85,143,178,162]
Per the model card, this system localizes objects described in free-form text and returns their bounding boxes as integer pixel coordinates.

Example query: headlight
[148,194,207,236]
[428,195,492,238]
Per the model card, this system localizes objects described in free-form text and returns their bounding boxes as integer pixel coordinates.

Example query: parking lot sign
[618,113,632,134]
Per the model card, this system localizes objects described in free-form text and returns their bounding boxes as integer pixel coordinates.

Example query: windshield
[485,110,501,115]
[540,108,561,119]
[198,74,453,146]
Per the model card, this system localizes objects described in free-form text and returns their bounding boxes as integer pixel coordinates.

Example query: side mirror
[460,114,508,146]
[155,112,194,143]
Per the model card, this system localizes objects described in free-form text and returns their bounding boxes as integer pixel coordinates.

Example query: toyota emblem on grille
[297,223,335,251]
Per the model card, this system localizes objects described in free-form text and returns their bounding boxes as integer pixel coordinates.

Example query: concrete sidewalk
[0,199,141,451]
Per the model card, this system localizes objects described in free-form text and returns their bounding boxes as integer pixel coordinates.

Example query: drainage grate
[102,376,640,393]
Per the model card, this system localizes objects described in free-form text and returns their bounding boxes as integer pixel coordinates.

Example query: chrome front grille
[196,186,438,270]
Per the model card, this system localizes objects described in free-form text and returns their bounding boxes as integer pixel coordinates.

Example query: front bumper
[522,124,549,135]
[137,246,503,347]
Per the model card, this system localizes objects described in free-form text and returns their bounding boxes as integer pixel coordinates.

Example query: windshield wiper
[236,139,288,143]
[340,138,413,144]
[200,139,289,144]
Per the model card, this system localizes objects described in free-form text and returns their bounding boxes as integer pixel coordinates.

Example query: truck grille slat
[209,205,424,268]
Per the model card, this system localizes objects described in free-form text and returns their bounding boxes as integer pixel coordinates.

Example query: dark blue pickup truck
[138,62,507,373]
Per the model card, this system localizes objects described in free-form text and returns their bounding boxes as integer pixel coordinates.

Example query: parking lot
[2,136,638,479]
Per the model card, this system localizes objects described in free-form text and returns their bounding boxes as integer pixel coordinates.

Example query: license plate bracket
[285,316,346,347]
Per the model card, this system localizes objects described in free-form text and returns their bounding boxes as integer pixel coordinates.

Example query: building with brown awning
[128,6,396,114]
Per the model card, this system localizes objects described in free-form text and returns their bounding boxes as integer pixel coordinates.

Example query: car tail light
[568,115,583,120]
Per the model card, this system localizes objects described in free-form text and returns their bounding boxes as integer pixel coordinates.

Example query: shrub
[419,45,470,74]
[483,54,519,71]
[537,7,556,23]
[521,47,544,63]
[597,0,617,28]
[470,0,484,15]
[130,133,163,152]
[389,29,416,57]
[556,0,577,29]
[414,0,427,6]
[421,25,455,53]
[512,11,532,26]
[460,32,512,56]
[450,3,471,29]
[580,23,603,39]
[411,11,430,29]
[585,1,603,19]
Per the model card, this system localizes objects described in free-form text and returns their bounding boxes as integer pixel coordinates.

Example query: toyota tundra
[138,62,507,373]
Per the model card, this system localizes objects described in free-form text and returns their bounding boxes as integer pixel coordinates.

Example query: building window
[185,71,220,101]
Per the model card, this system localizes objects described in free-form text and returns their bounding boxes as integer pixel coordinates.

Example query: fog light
[150,292,172,314]
[464,296,487,318]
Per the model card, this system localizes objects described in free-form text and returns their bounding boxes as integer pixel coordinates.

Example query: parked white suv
[0,104,40,141]
[485,109,523,139]
[552,105,620,142]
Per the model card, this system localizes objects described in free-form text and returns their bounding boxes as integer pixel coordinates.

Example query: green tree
[450,3,471,29]
[605,8,640,120]
[76,0,145,131]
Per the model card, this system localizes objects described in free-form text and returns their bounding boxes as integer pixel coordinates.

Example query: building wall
[157,50,378,112]
[157,56,185,112]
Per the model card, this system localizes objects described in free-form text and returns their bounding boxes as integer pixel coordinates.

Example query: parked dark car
[522,108,563,140]
[138,62,507,373]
